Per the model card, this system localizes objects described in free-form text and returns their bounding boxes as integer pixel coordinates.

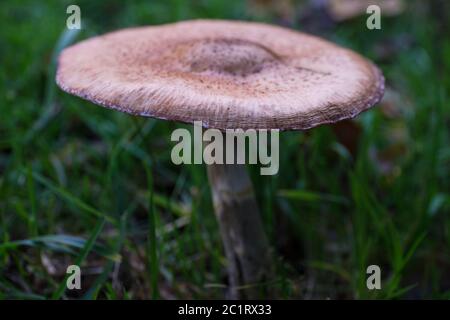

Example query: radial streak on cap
[56,19,384,130]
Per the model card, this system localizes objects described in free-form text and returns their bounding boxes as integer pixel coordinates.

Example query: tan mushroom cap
[56,19,384,130]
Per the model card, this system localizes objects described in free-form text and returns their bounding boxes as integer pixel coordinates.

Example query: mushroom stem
[207,162,273,299]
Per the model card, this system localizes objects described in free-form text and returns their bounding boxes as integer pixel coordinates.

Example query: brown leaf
[248,0,296,22]
[328,0,405,21]
[331,120,362,157]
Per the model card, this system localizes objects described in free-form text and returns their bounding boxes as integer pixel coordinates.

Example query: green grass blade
[26,166,38,237]
[278,189,349,205]
[31,171,116,224]
[51,218,106,300]
[144,161,159,299]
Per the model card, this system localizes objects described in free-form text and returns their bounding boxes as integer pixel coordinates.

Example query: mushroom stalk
[207,162,273,299]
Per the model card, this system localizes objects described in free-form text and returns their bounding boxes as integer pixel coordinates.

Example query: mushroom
[56,19,384,299]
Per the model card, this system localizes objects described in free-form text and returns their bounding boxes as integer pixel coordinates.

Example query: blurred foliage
[0,0,449,299]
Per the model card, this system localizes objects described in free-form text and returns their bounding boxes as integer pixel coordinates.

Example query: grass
[0,0,449,299]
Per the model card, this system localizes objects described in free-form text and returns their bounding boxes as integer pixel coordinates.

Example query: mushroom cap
[56,19,384,130]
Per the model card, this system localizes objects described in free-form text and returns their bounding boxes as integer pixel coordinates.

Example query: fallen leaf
[328,0,405,21]
[248,0,296,22]
[331,120,362,157]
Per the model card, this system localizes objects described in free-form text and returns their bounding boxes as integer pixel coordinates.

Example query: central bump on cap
[57,20,385,131]
[186,39,279,76]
